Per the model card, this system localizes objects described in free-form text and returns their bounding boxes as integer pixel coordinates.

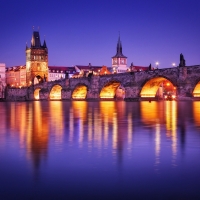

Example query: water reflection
[1,101,200,199]
[1,101,200,170]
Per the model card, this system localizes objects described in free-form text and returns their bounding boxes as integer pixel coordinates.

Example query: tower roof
[112,36,127,58]
[29,31,47,49]
[31,31,41,48]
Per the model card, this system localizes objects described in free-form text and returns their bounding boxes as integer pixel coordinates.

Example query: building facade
[26,31,48,86]
[48,66,75,81]
[112,36,128,73]
[6,66,26,87]
[0,63,6,98]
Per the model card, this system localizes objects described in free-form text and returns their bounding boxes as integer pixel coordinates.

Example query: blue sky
[0,0,200,68]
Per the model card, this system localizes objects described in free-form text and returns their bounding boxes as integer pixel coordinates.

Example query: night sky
[0,0,200,68]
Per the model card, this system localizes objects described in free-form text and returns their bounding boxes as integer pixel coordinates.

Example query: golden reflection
[193,102,200,126]
[99,101,117,146]
[72,101,87,147]
[104,110,109,147]
[155,122,161,168]
[49,101,64,148]
[94,108,102,148]
[10,103,16,129]
[100,82,120,98]
[165,101,177,165]
[112,112,118,151]
[165,101,177,136]
[26,102,49,168]
[50,85,62,100]
[72,85,87,99]
[18,103,28,149]
[127,112,132,145]
[141,102,161,123]
[193,81,200,97]
[34,88,41,100]
[88,109,93,145]
[69,108,74,142]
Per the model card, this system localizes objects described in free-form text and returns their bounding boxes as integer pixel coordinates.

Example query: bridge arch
[140,76,177,99]
[72,84,88,100]
[193,79,200,97]
[34,88,41,100]
[100,80,125,99]
[34,75,44,85]
[49,84,62,100]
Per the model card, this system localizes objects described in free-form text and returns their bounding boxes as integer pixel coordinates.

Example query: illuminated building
[0,63,6,83]
[26,31,48,85]
[48,66,75,81]
[72,63,110,78]
[112,36,128,73]
[0,63,6,98]
[6,65,26,87]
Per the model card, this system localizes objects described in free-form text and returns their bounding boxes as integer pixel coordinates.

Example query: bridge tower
[26,31,48,86]
[112,36,128,73]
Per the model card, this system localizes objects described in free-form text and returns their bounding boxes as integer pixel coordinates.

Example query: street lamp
[155,62,159,69]
[172,63,176,67]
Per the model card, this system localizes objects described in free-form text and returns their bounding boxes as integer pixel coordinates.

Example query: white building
[0,63,6,98]
[48,66,75,81]
[112,36,128,73]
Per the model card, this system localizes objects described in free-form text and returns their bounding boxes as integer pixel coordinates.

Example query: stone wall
[6,88,28,101]
[5,65,200,101]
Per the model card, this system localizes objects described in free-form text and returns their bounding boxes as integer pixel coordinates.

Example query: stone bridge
[5,65,200,101]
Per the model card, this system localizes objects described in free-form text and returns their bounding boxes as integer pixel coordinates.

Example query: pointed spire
[117,34,122,54]
[43,40,47,48]
[26,42,28,50]
[112,34,127,58]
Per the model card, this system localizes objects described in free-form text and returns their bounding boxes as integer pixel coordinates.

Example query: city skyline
[1,0,200,68]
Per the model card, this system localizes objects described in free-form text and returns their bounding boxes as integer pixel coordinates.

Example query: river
[0,101,200,200]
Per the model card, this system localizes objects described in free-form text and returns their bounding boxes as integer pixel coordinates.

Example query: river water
[0,101,200,200]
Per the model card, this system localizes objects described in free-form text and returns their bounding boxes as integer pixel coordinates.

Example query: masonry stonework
[4,65,200,101]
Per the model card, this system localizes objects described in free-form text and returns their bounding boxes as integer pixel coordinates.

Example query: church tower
[112,36,127,73]
[26,31,48,85]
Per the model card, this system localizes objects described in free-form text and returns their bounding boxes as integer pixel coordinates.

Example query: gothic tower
[112,36,127,73]
[26,31,48,85]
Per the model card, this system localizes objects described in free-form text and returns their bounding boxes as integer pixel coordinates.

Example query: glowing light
[50,85,62,100]
[140,77,168,98]
[193,81,200,97]
[72,85,87,99]
[100,82,120,99]
[172,95,176,99]
[34,88,41,99]
[193,102,200,126]
[155,62,159,67]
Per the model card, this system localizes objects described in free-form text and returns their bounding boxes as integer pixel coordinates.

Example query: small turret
[43,40,47,48]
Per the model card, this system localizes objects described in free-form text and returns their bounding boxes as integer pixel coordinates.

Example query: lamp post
[172,63,176,67]
[155,62,159,69]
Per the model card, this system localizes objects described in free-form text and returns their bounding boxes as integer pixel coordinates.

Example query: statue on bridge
[179,53,186,67]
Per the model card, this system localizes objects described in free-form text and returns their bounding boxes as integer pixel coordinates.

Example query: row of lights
[155,62,176,68]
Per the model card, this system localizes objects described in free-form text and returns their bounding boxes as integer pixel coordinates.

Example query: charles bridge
[4,65,200,101]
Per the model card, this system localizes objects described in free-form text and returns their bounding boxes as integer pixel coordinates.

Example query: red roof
[48,66,75,73]
[131,66,148,71]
